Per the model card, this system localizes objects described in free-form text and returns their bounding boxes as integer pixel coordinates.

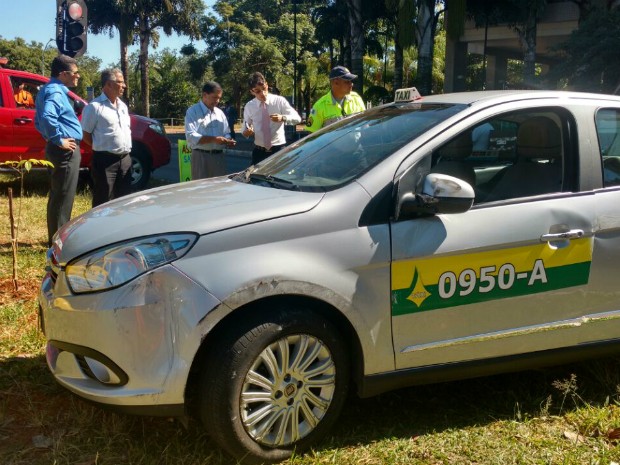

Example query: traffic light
[56,0,88,58]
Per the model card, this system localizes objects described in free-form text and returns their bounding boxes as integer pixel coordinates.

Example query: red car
[0,65,171,190]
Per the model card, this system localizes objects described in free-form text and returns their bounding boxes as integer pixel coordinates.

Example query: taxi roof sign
[394,87,422,103]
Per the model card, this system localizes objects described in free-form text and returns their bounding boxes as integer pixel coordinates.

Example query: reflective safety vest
[306,91,365,133]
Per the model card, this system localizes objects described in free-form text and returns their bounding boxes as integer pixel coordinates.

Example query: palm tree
[385,0,416,92]
[343,0,364,94]
[415,0,440,95]
[88,0,203,116]
[88,0,135,100]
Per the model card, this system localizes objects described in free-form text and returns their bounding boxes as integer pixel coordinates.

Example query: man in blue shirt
[35,55,82,246]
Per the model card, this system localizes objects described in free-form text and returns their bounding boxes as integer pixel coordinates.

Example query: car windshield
[235,102,467,192]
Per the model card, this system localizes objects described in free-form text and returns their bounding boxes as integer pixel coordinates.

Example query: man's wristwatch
[282,115,287,122]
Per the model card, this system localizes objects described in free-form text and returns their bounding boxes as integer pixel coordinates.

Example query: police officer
[306,66,365,133]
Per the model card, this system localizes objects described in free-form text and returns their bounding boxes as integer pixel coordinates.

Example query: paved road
[152,133,253,183]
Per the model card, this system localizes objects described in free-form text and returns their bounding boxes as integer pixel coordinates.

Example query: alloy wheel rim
[240,334,336,447]
[131,158,142,185]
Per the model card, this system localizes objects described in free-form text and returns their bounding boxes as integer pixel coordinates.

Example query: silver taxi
[39,90,620,464]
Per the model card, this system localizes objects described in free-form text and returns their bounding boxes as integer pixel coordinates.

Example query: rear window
[596,108,620,187]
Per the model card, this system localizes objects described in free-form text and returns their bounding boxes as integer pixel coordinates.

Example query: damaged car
[40,89,620,463]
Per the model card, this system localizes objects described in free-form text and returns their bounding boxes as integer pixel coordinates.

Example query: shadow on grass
[1,352,619,464]
[0,170,51,197]
[333,357,620,448]
[0,169,95,196]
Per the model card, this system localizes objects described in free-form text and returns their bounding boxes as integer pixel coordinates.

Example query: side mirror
[74,99,85,115]
[398,173,474,218]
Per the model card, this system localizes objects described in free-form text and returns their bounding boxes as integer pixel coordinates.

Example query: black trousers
[91,151,133,207]
[45,141,81,246]
[251,144,285,165]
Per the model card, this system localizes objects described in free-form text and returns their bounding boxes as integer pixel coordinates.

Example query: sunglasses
[63,70,80,76]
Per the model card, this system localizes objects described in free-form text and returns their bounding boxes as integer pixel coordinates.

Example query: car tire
[130,148,151,191]
[200,305,349,464]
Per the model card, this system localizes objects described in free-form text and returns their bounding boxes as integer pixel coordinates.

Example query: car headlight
[148,122,166,135]
[65,233,197,294]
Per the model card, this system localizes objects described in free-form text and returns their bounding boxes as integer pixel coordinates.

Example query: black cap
[329,65,357,80]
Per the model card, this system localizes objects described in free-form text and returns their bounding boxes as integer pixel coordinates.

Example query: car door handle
[540,229,584,242]
[14,117,33,125]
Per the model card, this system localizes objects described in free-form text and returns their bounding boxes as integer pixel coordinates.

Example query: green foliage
[149,49,200,119]
[0,36,57,74]
[74,55,104,97]
[0,159,54,174]
[549,6,620,94]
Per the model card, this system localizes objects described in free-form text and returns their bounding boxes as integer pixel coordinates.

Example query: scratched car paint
[39,89,620,464]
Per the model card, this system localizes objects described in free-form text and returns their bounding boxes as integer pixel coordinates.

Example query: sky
[0,0,214,69]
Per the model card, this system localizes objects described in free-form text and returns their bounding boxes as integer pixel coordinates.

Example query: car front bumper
[39,263,221,415]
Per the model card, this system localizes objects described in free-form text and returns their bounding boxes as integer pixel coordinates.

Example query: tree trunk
[139,16,150,117]
[8,188,18,291]
[118,17,133,105]
[519,11,538,88]
[393,41,404,91]
[344,0,364,95]
[415,0,436,95]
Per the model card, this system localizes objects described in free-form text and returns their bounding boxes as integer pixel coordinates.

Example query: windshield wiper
[248,173,299,190]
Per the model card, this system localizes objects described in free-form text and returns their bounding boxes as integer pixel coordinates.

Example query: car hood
[56,177,323,262]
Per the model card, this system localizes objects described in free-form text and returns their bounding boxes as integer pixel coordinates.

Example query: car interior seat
[430,130,476,187]
[485,116,562,201]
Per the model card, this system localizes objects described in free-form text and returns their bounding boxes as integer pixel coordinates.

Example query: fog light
[83,357,122,384]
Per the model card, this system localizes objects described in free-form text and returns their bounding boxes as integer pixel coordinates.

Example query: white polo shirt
[81,93,132,154]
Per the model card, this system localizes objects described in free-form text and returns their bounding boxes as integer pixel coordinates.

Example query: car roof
[416,90,620,106]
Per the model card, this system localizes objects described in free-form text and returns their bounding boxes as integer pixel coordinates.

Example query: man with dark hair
[242,72,301,165]
[306,65,365,133]
[81,68,133,207]
[184,81,236,179]
[34,54,82,246]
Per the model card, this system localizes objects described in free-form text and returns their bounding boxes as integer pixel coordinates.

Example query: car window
[239,102,467,192]
[595,108,620,187]
[429,109,571,204]
[10,77,41,109]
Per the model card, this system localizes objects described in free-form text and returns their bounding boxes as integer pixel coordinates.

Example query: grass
[2,173,620,464]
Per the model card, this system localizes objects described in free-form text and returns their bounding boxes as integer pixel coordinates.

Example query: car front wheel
[200,305,349,464]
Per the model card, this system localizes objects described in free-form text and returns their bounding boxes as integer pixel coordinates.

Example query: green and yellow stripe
[392,238,592,316]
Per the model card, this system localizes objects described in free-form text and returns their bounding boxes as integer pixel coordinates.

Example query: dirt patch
[0,277,40,305]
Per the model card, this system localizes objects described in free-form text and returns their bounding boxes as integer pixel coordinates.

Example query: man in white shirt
[242,72,301,165]
[185,81,236,180]
[81,68,133,207]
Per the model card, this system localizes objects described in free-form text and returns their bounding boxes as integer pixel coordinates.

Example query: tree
[0,37,57,75]
[87,0,203,116]
[505,0,548,87]
[385,0,416,92]
[87,0,138,100]
[343,0,365,94]
[415,0,441,95]
[312,2,349,66]
[149,49,198,119]
[466,0,548,88]
[550,6,620,93]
